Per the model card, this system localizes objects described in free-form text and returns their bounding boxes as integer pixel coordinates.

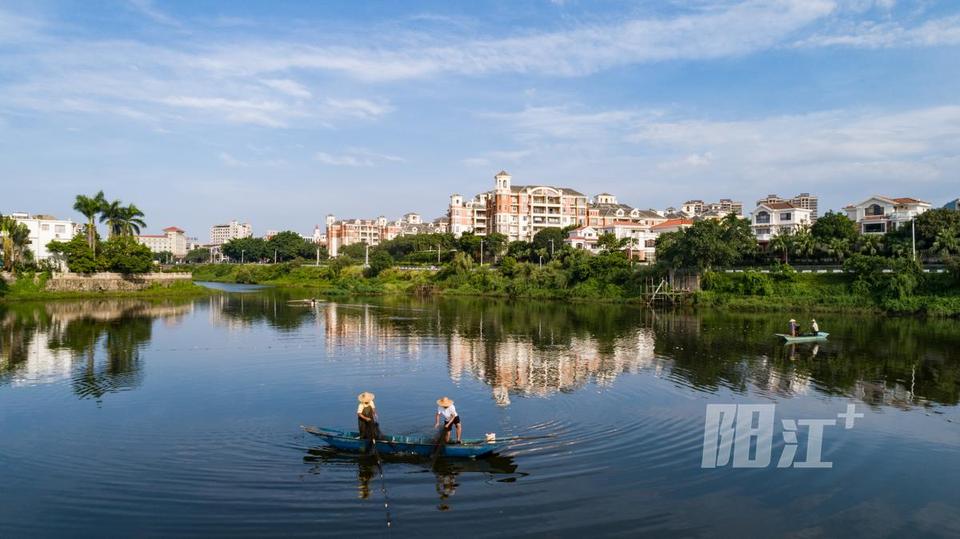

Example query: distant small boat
[776,332,829,343]
[302,426,502,458]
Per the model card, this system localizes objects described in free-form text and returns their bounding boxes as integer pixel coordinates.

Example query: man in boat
[435,397,461,444]
[810,319,819,335]
[357,392,380,440]
[788,319,799,337]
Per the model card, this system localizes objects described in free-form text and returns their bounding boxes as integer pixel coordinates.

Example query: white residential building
[751,202,812,242]
[565,226,601,252]
[844,196,932,235]
[210,220,252,245]
[9,212,77,261]
[138,227,188,257]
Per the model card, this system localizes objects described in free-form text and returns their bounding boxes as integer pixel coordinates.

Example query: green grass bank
[0,273,213,301]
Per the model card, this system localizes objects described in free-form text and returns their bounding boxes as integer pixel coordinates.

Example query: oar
[369,434,393,530]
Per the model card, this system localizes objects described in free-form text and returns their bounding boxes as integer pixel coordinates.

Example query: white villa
[844,196,932,235]
[751,202,812,242]
[9,212,78,261]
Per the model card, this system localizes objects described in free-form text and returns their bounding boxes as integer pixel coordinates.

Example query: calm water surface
[1,286,959,537]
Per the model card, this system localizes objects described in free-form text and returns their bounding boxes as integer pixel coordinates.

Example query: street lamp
[549,239,554,258]
[911,217,917,261]
[479,238,484,265]
[241,249,245,264]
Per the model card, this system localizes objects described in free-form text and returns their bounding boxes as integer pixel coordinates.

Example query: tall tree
[99,200,146,237]
[73,191,106,251]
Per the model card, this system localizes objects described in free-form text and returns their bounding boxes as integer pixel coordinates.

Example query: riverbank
[0,272,213,301]
[190,262,960,316]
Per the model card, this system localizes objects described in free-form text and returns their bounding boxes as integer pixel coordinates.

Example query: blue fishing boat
[302,426,503,458]
[776,332,829,343]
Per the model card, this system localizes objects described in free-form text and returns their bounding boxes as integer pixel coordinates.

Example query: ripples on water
[1,289,959,536]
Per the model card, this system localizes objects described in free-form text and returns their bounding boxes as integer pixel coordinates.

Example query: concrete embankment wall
[43,272,192,292]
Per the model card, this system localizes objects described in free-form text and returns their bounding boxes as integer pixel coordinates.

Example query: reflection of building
[0,301,191,391]
[447,329,659,405]
[9,212,77,261]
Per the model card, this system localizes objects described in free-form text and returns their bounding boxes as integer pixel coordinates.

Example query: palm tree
[791,226,816,263]
[0,216,32,272]
[73,191,106,252]
[823,237,850,263]
[930,228,960,260]
[100,201,147,237]
[770,230,794,264]
[856,234,884,256]
[119,204,147,236]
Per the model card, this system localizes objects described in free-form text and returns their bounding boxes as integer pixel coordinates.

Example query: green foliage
[656,217,757,270]
[364,249,394,278]
[98,236,154,274]
[532,228,565,260]
[0,215,33,272]
[843,254,923,300]
[266,231,318,262]
[811,211,858,242]
[185,248,211,264]
[222,237,268,262]
[152,250,174,263]
[47,235,98,274]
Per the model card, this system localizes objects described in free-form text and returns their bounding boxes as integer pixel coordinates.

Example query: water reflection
[303,447,519,510]
[312,297,960,409]
[0,300,192,401]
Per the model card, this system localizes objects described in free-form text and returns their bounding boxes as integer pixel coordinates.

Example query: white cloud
[259,78,312,99]
[314,148,404,167]
[127,0,182,28]
[219,152,247,167]
[796,14,960,48]
[324,98,392,118]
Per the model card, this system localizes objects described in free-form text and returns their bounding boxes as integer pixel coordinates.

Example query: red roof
[163,226,185,232]
[651,218,693,230]
[892,197,928,204]
[760,201,797,210]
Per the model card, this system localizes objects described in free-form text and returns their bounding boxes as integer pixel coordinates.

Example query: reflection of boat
[302,426,502,458]
[776,332,829,343]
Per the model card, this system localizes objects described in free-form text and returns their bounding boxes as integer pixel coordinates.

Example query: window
[780,212,792,221]
[41,224,50,231]
[866,204,884,216]
[755,227,770,235]
[863,223,885,234]
[755,211,770,224]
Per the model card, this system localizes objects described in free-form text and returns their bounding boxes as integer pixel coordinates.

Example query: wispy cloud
[315,148,405,167]
[259,78,312,99]
[127,0,183,28]
[796,14,960,48]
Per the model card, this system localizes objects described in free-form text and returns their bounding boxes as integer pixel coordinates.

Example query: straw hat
[358,392,375,404]
[789,319,796,322]
[811,318,817,322]
[436,396,454,407]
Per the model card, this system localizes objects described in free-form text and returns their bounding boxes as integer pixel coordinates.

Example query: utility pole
[480,238,484,266]
[912,218,917,261]
[364,243,369,268]
[539,255,543,268]
[437,244,441,264]
[274,249,277,264]
[316,247,320,266]
[549,239,554,258]
[241,249,245,264]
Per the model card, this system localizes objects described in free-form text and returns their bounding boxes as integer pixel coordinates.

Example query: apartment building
[844,196,931,234]
[680,198,743,218]
[209,220,252,245]
[8,212,77,261]
[138,226,188,257]
[756,193,820,221]
[448,193,489,237]
[587,194,666,228]
[751,202,813,242]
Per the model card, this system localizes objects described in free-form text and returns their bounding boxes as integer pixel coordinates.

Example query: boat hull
[776,332,829,343]
[302,426,501,458]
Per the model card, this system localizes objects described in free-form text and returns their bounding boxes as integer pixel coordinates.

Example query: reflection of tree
[208,291,318,331]
[319,296,960,408]
[0,300,190,401]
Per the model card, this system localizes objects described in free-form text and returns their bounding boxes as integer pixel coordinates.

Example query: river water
[1,285,959,537]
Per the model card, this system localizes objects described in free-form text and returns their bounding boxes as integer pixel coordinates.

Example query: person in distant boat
[810,319,819,335]
[357,392,380,440]
[435,397,461,444]
[788,319,799,337]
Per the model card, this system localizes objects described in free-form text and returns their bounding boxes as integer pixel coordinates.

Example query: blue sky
[1,0,959,238]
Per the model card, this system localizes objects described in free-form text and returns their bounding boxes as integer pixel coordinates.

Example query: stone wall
[44,272,192,292]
